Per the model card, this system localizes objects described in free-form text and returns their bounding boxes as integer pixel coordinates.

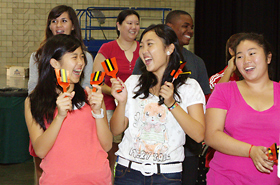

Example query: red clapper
[267,143,279,165]
[90,71,105,92]
[101,57,122,93]
[170,61,187,83]
[55,68,70,92]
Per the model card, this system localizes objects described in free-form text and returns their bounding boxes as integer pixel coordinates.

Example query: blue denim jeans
[114,164,182,185]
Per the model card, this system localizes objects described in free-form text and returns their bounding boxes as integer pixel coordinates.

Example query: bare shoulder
[25,97,30,108]
[93,53,106,71]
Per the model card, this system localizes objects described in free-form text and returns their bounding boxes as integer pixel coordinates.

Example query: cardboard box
[6,66,29,78]
[6,76,29,88]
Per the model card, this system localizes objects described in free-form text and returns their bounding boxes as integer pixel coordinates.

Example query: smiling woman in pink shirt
[205,33,280,185]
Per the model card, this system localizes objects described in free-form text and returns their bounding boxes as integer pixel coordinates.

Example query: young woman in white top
[110,24,205,184]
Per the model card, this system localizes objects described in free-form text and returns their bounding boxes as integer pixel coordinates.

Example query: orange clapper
[267,143,279,165]
[159,61,188,104]
[55,68,70,93]
[101,57,122,93]
[90,71,105,92]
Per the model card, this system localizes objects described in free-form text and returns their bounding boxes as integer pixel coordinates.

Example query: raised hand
[56,91,75,118]
[110,77,127,104]
[85,86,103,114]
[159,81,175,108]
[227,56,236,74]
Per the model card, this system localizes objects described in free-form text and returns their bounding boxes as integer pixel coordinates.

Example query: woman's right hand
[110,77,127,104]
[227,56,236,74]
[250,145,274,173]
[56,91,75,118]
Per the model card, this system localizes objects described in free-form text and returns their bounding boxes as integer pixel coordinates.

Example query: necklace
[117,39,134,52]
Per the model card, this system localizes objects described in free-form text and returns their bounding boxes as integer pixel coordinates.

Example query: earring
[167,51,171,55]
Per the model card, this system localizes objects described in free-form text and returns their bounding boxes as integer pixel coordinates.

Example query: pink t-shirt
[39,104,111,185]
[98,40,139,110]
[206,81,280,185]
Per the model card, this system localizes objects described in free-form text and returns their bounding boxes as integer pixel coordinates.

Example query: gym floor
[0,159,34,185]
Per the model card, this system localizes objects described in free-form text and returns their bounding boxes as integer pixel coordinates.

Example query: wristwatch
[91,108,104,119]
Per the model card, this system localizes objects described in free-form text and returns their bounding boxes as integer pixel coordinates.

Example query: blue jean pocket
[114,164,129,178]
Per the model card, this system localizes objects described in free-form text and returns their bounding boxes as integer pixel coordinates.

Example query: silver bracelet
[91,108,104,119]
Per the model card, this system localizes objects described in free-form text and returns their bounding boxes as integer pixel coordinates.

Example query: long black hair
[133,24,189,104]
[29,34,88,130]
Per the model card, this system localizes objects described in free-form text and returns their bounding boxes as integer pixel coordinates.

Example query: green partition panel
[0,88,32,164]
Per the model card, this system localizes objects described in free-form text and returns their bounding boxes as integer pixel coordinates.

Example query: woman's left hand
[85,86,104,114]
[250,146,274,173]
[159,81,175,107]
